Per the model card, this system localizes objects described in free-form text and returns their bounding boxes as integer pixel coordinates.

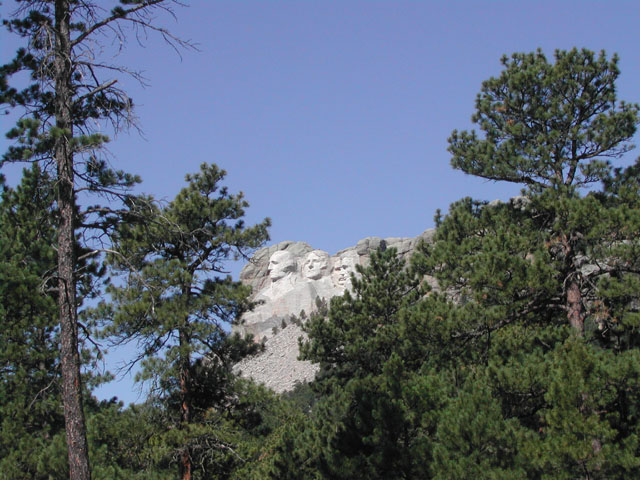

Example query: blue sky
[3,1,640,404]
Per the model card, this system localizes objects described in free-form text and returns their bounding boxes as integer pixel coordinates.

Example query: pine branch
[71,0,169,48]
[72,79,117,105]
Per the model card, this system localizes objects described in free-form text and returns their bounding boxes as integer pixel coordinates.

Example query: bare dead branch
[71,0,169,48]
[73,79,117,105]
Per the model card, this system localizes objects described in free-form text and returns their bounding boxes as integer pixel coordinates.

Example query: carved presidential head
[302,250,330,280]
[268,250,296,282]
[331,252,358,289]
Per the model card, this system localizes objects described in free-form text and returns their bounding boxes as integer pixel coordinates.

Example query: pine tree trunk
[567,279,585,336]
[560,234,585,336]
[179,328,192,480]
[54,1,91,479]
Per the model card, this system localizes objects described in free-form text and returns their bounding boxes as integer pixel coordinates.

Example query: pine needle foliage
[93,163,270,479]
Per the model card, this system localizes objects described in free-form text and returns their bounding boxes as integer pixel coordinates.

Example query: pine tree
[418,49,640,477]
[94,163,270,480]
[1,3,191,478]
[447,48,639,335]
[301,247,425,394]
[0,165,64,478]
[1,167,128,480]
[296,248,452,479]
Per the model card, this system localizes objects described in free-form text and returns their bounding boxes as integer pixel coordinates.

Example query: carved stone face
[302,250,329,280]
[331,254,357,288]
[268,251,296,282]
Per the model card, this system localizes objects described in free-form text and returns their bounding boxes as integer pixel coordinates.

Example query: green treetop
[449,48,639,192]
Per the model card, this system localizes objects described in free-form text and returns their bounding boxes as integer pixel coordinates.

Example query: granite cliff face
[233,230,435,393]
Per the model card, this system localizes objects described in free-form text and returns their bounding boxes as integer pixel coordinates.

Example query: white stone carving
[233,231,437,392]
[262,250,299,300]
[302,249,330,280]
[302,250,334,301]
[240,249,320,339]
[330,250,359,292]
[238,245,364,340]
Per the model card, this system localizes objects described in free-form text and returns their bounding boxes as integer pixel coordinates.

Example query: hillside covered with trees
[2,2,640,479]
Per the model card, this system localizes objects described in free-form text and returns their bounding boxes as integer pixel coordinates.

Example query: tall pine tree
[447,48,639,335]
[94,163,270,480]
[418,48,640,477]
[1,3,191,477]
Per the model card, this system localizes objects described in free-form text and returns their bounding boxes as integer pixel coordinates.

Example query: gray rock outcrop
[233,230,435,393]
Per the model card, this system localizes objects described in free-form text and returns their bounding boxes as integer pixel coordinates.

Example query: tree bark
[559,234,585,336]
[567,278,585,336]
[179,328,192,480]
[54,1,91,479]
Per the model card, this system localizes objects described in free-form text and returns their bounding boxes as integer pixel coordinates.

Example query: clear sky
[2,1,640,405]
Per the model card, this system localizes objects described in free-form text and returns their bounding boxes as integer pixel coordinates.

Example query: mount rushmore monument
[233,230,435,392]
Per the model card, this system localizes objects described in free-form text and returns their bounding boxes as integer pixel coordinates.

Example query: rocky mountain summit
[233,230,435,392]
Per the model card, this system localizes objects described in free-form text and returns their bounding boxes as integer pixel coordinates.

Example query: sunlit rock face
[237,242,365,341]
[233,230,436,392]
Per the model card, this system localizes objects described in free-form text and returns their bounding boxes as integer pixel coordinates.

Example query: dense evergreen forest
[2,2,640,479]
